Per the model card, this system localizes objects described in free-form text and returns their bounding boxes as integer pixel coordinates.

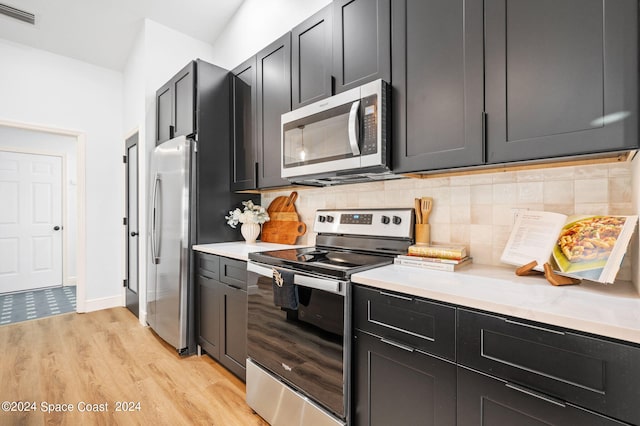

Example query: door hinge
[123,155,127,164]
[123,279,128,288]
[193,141,198,153]
[123,217,127,226]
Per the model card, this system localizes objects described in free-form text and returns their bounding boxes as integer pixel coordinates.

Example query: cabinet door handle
[504,318,565,335]
[505,382,566,408]
[169,125,175,139]
[380,338,415,353]
[379,291,412,301]
[481,111,487,163]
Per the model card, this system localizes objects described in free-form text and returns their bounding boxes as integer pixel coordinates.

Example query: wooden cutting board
[261,191,307,244]
[261,220,307,244]
[267,191,298,213]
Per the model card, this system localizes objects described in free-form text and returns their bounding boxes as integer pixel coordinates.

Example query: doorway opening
[0,120,86,320]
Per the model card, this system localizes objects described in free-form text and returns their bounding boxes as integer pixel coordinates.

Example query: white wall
[123,20,221,324]
[0,39,124,308]
[210,0,332,70]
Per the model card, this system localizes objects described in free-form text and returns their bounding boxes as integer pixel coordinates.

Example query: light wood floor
[0,307,268,425]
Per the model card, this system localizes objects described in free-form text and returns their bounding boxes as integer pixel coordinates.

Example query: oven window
[247,273,345,418]
[283,103,355,168]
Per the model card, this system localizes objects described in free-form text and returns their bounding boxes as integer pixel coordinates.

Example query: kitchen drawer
[457,366,629,426]
[196,253,219,280]
[219,257,247,290]
[353,285,456,361]
[457,308,640,425]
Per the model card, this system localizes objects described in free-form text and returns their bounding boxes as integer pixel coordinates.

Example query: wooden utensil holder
[415,224,431,245]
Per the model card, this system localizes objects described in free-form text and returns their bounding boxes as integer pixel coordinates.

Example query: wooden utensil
[283,191,298,211]
[421,197,433,224]
[414,198,422,224]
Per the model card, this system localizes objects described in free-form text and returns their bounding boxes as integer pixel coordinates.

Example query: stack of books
[394,244,472,271]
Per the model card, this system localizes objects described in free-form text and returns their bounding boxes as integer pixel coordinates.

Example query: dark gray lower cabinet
[353,285,640,425]
[197,274,221,357]
[353,330,456,426]
[196,253,247,381]
[457,367,628,426]
[457,308,640,425]
[219,283,247,378]
[352,285,457,425]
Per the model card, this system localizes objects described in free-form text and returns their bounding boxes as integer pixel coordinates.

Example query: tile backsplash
[262,162,634,280]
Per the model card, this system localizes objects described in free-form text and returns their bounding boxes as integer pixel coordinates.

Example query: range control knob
[392,216,402,225]
[326,215,334,223]
[318,215,326,223]
[381,215,390,224]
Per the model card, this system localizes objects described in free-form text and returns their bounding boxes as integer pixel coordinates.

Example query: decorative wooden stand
[515,260,581,286]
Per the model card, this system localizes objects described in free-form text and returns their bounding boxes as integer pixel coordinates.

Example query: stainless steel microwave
[281,79,394,186]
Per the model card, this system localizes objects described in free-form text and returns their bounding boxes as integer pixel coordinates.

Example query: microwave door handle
[348,100,361,156]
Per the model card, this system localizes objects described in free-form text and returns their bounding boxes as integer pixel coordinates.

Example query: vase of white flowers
[225,200,270,244]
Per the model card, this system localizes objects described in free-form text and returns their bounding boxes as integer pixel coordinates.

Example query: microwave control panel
[361,94,378,155]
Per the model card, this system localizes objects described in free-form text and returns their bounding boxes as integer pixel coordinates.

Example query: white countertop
[352,264,640,344]
[193,241,308,261]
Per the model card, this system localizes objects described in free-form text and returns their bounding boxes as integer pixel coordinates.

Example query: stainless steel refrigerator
[147,59,260,354]
[146,60,259,355]
[148,135,193,353]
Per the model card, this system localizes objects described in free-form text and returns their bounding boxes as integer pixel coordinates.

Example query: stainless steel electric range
[246,208,414,426]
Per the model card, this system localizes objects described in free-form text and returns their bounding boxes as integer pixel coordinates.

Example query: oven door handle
[294,274,344,295]
[247,262,346,295]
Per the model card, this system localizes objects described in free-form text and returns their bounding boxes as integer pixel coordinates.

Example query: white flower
[225,200,270,228]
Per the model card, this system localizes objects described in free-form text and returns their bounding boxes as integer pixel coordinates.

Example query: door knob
[130,231,139,237]
[53,226,61,231]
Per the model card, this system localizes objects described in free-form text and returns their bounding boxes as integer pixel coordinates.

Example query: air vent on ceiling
[0,3,35,25]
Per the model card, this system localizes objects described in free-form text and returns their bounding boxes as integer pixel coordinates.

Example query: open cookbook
[501,211,638,284]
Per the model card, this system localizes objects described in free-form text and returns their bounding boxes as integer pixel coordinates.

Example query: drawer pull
[504,318,566,335]
[380,338,415,353]
[505,382,566,408]
[379,291,412,301]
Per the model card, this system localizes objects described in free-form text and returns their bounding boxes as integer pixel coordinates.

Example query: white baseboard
[139,309,147,326]
[64,276,77,286]
[82,295,122,313]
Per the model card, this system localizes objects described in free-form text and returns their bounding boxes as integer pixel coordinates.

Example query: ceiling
[0,0,245,71]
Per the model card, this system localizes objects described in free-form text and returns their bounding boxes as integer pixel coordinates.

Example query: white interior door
[0,151,63,293]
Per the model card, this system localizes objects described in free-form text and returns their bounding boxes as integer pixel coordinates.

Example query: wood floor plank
[0,308,267,426]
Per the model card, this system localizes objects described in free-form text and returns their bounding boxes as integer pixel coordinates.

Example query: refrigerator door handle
[151,174,161,264]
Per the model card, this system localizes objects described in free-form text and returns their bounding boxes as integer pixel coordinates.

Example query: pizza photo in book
[500,211,638,284]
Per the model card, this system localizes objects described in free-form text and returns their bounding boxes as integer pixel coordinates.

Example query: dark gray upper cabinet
[156,85,172,143]
[155,61,196,145]
[256,33,292,189]
[231,57,257,191]
[485,0,638,163]
[291,5,333,109]
[391,0,485,173]
[332,0,391,94]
